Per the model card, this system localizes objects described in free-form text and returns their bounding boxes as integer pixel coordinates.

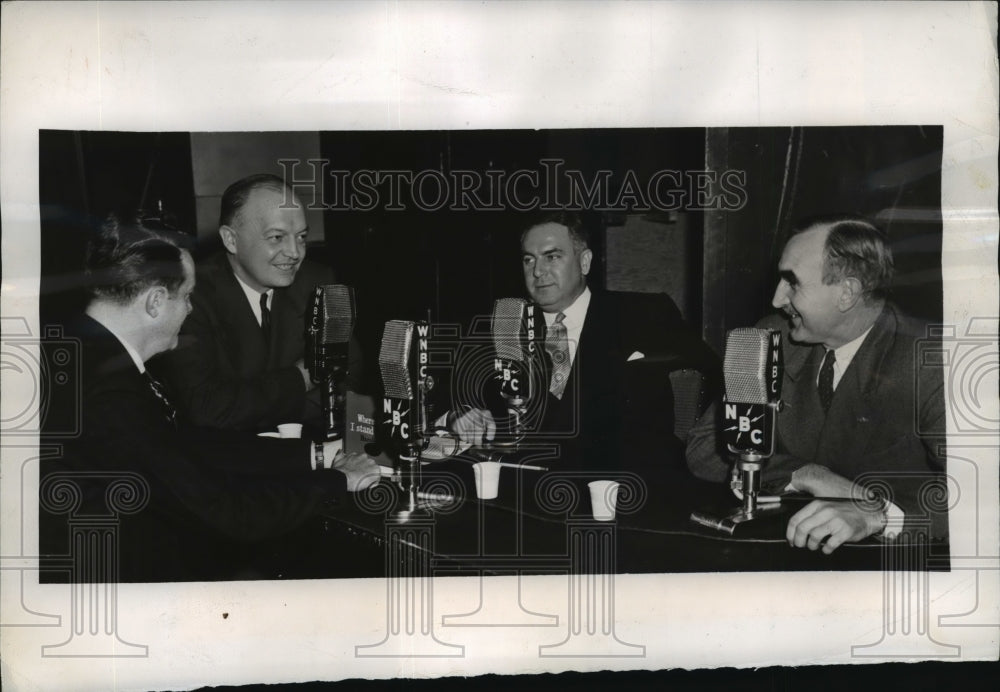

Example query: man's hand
[447,407,496,447]
[295,358,314,391]
[789,463,863,500]
[786,500,886,554]
[331,451,381,492]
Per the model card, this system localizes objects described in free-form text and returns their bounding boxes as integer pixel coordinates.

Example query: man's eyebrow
[778,269,798,284]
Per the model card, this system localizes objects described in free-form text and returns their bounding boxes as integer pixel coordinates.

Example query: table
[313,448,950,578]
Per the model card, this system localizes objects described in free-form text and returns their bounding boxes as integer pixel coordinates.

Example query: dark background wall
[39,126,943,359]
[703,126,944,353]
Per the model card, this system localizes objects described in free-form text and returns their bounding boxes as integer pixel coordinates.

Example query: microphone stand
[690,401,784,535]
[390,374,435,522]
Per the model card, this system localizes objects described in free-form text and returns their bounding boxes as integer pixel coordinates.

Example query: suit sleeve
[161,288,307,431]
[84,382,345,543]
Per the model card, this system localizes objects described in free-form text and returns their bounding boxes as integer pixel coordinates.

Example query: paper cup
[277,423,302,439]
[588,480,620,521]
[256,431,281,438]
[472,461,502,500]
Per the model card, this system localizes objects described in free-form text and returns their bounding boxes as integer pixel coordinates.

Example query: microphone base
[388,505,435,524]
[690,502,785,536]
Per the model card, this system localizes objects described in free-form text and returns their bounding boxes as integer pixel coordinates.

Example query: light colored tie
[545,312,570,399]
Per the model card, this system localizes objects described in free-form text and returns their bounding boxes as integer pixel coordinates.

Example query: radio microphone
[490,297,538,447]
[379,319,433,520]
[307,285,355,441]
[721,328,783,454]
[690,328,784,534]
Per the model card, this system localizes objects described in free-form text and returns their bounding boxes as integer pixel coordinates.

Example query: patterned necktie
[545,312,571,399]
[260,292,271,343]
[145,372,177,426]
[818,349,836,413]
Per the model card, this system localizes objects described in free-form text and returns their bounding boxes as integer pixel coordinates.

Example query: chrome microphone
[690,327,784,534]
[307,284,355,440]
[379,319,433,520]
[490,297,538,447]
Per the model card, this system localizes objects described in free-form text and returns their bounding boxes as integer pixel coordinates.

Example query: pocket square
[627,351,645,362]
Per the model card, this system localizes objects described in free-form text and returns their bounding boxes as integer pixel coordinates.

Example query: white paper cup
[277,423,303,439]
[256,431,281,438]
[472,461,502,500]
[588,480,620,521]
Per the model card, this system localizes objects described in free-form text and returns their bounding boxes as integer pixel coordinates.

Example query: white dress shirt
[233,272,273,327]
[542,286,591,370]
[816,324,874,390]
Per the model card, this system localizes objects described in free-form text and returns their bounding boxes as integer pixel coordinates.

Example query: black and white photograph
[2,2,997,691]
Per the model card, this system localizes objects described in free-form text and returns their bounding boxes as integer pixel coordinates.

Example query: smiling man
[686,215,948,552]
[157,173,355,431]
[448,211,717,472]
[40,213,379,581]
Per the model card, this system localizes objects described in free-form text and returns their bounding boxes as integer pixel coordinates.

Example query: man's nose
[281,235,301,259]
[771,280,788,309]
[532,261,545,279]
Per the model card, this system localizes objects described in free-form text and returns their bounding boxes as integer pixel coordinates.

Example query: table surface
[313,445,950,578]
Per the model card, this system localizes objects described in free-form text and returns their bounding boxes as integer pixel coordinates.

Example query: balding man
[158,173,360,432]
[686,215,947,552]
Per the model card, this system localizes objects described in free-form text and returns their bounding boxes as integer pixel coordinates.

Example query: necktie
[260,292,271,343]
[145,372,177,426]
[818,349,836,413]
[545,312,571,399]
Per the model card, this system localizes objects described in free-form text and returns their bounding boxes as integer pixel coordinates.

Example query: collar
[88,313,146,373]
[543,286,591,328]
[830,324,875,373]
[232,271,273,314]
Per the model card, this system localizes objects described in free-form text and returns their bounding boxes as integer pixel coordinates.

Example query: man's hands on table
[322,440,381,492]
[447,407,496,448]
[783,463,887,554]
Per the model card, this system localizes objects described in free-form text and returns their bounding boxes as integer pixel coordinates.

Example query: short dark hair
[520,210,590,254]
[792,214,895,302]
[86,213,189,305]
[219,173,295,228]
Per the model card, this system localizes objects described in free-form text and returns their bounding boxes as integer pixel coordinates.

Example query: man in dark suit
[157,173,359,432]
[450,212,717,472]
[686,215,947,552]
[40,214,379,582]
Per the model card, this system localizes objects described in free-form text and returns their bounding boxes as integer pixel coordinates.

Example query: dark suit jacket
[515,290,719,473]
[686,303,947,539]
[155,253,360,431]
[40,314,348,582]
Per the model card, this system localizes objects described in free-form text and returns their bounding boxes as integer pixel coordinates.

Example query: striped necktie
[545,312,571,399]
[145,372,177,426]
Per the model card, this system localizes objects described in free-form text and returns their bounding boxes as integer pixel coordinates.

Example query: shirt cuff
[881,501,905,540]
[310,439,344,470]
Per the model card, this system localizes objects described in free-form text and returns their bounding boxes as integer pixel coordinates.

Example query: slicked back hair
[791,214,895,303]
[218,173,295,228]
[520,210,590,255]
[86,213,189,306]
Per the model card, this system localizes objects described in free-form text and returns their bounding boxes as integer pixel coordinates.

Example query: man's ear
[144,286,167,318]
[219,225,238,254]
[579,248,593,276]
[839,277,863,311]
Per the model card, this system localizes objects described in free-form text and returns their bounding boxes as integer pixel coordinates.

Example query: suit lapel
[815,305,896,467]
[775,334,825,461]
[214,259,270,370]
